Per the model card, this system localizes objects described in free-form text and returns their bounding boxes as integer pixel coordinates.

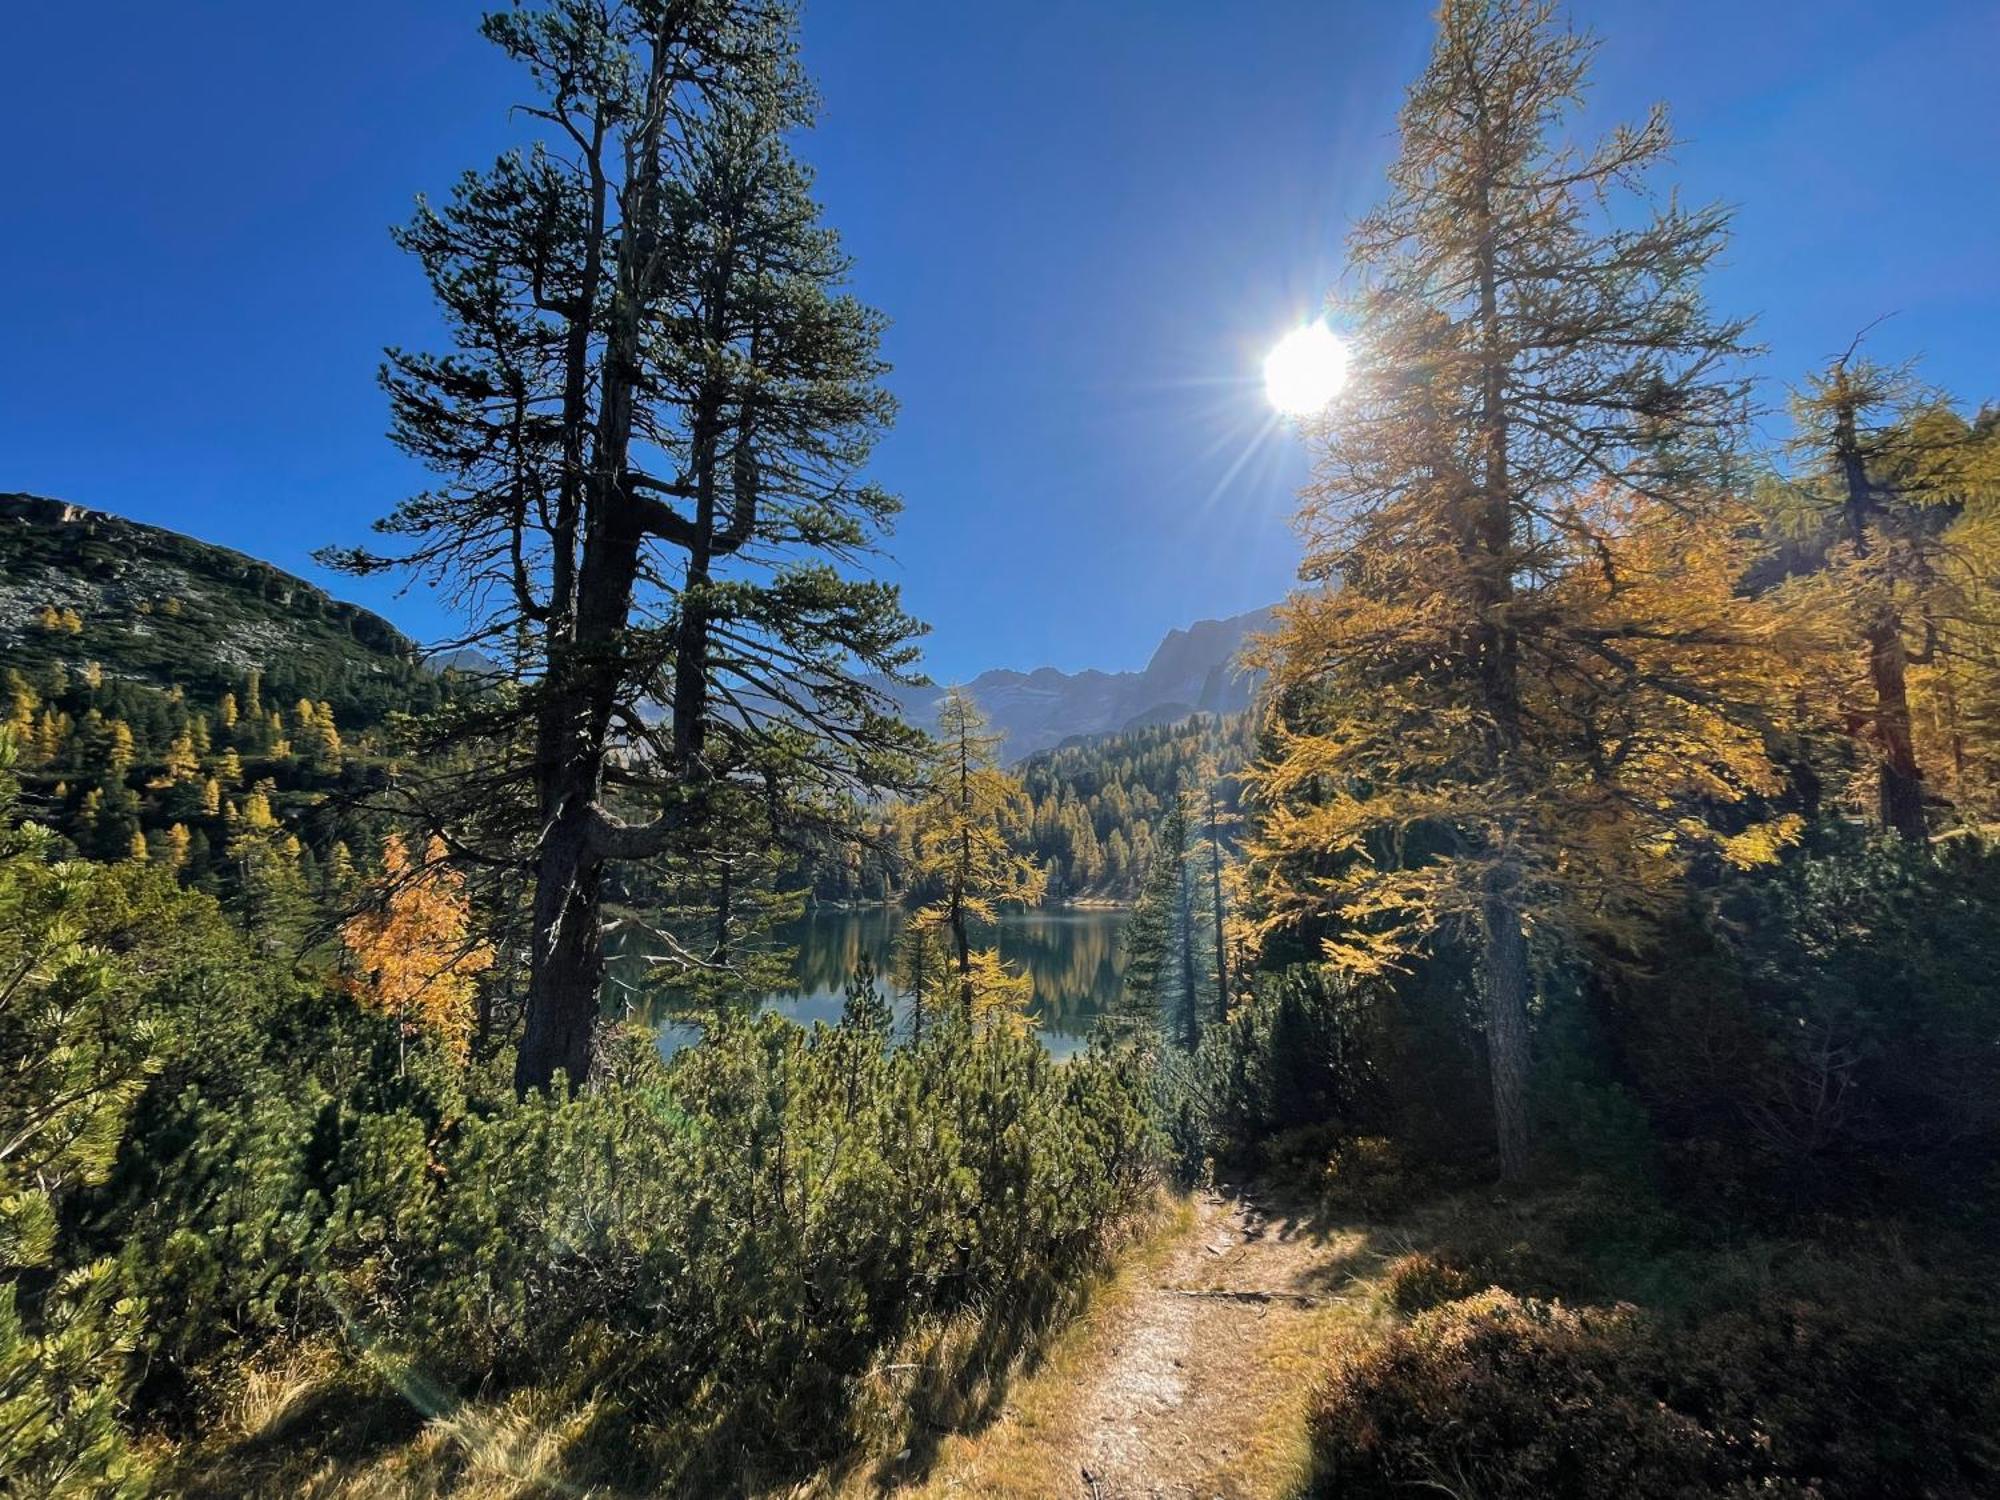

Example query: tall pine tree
[327,1,924,1090]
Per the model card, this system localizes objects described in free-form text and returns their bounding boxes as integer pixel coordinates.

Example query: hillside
[877,606,1274,762]
[1,493,446,885]
[0,493,433,726]
[801,712,1254,906]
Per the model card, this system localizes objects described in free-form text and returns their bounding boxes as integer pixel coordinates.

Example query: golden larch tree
[1249,0,1798,1178]
[907,688,1045,1023]
[339,834,493,1063]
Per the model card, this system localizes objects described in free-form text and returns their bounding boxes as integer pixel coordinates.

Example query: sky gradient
[5,1,1996,683]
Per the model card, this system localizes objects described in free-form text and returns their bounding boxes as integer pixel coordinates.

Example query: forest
[5,1,2000,1497]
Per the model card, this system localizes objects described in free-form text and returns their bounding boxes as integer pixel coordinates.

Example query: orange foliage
[339,834,492,1061]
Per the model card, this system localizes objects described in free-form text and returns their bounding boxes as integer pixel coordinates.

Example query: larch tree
[325,0,925,1091]
[906,688,1045,1020]
[1770,354,2000,840]
[1249,0,1794,1178]
[339,834,495,1064]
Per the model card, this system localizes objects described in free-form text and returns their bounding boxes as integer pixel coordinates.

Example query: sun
[1263,320,1350,415]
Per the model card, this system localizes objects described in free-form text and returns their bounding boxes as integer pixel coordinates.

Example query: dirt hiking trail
[884,1189,1385,1500]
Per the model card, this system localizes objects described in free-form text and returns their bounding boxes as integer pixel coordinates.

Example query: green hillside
[0,493,436,725]
[1,493,445,886]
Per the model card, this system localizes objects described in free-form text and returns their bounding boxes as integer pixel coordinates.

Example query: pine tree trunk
[517,807,605,1091]
[515,500,643,1093]
[1482,882,1532,1181]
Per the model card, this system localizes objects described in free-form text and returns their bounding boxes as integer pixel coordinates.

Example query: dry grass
[160,1190,1395,1500]
[819,1192,1198,1500]
[161,1204,1190,1500]
[155,1335,618,1500]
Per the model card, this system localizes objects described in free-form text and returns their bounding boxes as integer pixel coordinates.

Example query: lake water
[630,906,1130,1059]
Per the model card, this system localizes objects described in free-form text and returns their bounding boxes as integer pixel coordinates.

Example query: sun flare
[1263,321,1350,415]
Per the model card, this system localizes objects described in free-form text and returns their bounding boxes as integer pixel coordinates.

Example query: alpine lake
[619,905,1130,1060]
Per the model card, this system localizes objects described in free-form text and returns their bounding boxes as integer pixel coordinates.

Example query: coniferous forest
[4,1,2000,1496]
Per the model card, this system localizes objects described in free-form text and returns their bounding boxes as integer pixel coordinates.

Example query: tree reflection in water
[621,907,1128,1059]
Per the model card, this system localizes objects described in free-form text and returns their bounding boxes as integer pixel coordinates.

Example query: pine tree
[1121,781,1203,1050]
[150,729,199,788]
[0,737,156,1498]
[302,699,343,771]
[6,673,37,747]
[1199,753,1236,1023]
[325,1,925,1091]
[891,918,954,1041]
[104,721,134,780]
[1251,0,1788,1177]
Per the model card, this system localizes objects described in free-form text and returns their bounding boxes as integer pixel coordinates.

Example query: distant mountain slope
[0,493,434,725]
[1,492,1270,764]
[878,606,1274,762]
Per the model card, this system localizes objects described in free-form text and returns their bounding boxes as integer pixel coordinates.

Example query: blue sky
[4,1,1995,683]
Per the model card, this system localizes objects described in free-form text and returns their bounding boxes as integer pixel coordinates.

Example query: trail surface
[890,1189,1382,1500]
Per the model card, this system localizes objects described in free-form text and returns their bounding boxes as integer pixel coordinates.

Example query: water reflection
[620,906,1129,1060]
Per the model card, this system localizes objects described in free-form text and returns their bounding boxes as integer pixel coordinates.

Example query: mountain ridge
[876,605,1275,762]
[2,493,1271,761]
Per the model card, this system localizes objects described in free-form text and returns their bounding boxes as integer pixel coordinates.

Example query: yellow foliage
[150,730,200,788]
[5,672,37,738]
[965,946,1035,1036]
[106,720,136,779]
[238,785,278,831]
[1250,483,1809,974]
[339,835,493,1062]
[907,688,1046,941]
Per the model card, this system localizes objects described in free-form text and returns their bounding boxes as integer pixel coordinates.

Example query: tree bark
[1868,614,1926,843]
[1835,387,1927,844]
[514,24,681,1094]
[517,809,605,1090]
[1482,881,1533,1181]
[1472,156,1532,1180]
